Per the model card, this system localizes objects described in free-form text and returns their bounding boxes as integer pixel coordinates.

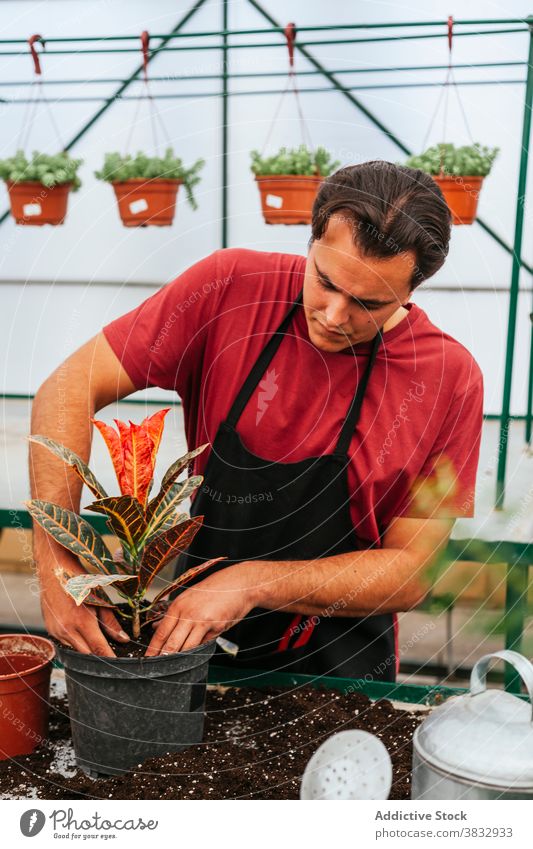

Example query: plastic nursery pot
[6,180,72,226]
[255,174,323,225]
[0,634,55,759]
[57,640,216,777]
[432,174,484,225]
[111,178,182,227]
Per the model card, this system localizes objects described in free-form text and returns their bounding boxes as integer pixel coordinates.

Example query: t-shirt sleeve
[102,250,221,395]
[395,373,484,520]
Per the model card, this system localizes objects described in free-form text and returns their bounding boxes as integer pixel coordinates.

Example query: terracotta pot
[255,174,323,225]
[432,174,484,225]
[0,634,55,759]
[6,180,72,226]
[111,178,182,227]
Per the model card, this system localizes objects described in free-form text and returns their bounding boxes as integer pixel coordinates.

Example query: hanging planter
[251,146,339,225]
[26,410,225,776]
[0,634,55,759]
[404,143,499,225]
[0,151,82,225]
[95,150,204,227]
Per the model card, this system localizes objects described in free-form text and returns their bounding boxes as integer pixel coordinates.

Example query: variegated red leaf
[114,576,140,598]
[85,495,147,552]
[139,516,203,591]
[26,500,116,575]
[148,557,227,606]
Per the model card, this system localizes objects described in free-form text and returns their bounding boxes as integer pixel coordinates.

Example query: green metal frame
[207,664,467,704]
[1,7,532,692]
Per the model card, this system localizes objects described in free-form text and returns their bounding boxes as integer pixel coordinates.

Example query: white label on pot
[266,194,283,209]
[23,203,42,217]
[129,198,148,214]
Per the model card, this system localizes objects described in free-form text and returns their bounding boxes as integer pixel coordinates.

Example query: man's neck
[383,304,410,334]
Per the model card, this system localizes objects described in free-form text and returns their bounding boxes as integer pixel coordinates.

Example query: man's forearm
[30,369,95,576]
[246,547,429,617]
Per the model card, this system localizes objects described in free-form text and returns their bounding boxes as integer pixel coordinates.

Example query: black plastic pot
[57,641,215,777]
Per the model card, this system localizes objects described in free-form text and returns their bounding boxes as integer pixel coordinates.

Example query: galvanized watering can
[412,650,533,799]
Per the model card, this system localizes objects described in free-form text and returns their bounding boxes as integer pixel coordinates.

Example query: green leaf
[0,149,82,190]
[250,144,340,177]
[25,500,117,575]
[160,443,209,491]
[29,435,108,499]
[94,149,204,209]
[404,143,499,177]
[145,476,203,539]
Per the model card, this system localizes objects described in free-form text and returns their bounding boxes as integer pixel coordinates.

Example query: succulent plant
[95,149,205,209]
[404,143,499,177]
[0,150,83,190]
[250,145,340,177]
[27,410,223,641]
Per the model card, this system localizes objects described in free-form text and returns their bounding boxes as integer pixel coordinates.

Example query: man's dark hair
[310,160,452,290]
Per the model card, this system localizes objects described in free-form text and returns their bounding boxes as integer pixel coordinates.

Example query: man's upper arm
[54,331,137,412]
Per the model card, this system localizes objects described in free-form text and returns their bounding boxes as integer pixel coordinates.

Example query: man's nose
[324,295,350,328]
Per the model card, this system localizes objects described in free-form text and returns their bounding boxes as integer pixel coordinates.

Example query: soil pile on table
[0,686,423,800]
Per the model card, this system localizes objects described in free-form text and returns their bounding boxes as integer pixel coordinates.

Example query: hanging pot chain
[261,22,314,156]
[18,34,65,154]
[124,31,172,158]
[420,15,476,169]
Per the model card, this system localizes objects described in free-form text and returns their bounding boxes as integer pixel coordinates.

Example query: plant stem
[132,606,141,639]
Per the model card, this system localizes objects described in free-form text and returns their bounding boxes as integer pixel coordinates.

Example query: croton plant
[27,409,222,640]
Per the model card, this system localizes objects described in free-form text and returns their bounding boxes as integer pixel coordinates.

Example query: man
[30,161,483,680]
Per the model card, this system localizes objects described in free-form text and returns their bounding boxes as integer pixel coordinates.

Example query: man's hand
[39,551,130,657]
[145,563,258,656]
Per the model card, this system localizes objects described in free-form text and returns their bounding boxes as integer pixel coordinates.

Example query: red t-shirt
[103,248,484,548]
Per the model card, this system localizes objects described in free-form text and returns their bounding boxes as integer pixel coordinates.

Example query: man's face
[303,214,415,350]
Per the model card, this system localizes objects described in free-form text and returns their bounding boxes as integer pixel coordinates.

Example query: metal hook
[28,34,45,76]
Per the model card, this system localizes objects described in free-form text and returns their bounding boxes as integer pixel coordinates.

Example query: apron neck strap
[334,330,382,456]
[226,289,304,429]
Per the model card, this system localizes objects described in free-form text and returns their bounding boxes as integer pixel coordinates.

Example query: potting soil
[0,685,422,800]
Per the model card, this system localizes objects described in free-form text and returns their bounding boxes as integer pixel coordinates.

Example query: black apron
[175,289,396,681]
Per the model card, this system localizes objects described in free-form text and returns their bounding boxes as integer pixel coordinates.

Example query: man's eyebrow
[313,260,396,307]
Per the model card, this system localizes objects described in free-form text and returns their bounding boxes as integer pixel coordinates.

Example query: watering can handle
[470,650,533,722]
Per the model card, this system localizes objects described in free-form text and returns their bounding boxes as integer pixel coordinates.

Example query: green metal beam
[504,556,531,693]
[0,0,208,229]
[0,20,529,44]
[0,60,525,87]
[0,28,526,58]
[222,0,229,248]
[496,21,533,508]
[0,78,525,107]
[527,308,533,443]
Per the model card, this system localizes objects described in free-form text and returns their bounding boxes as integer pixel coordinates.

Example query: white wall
[1,0,532,414]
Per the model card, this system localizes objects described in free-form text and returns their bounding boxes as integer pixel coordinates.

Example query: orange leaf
[142,408,169,468]
[92,418,124,487]
[121,421,154,505]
